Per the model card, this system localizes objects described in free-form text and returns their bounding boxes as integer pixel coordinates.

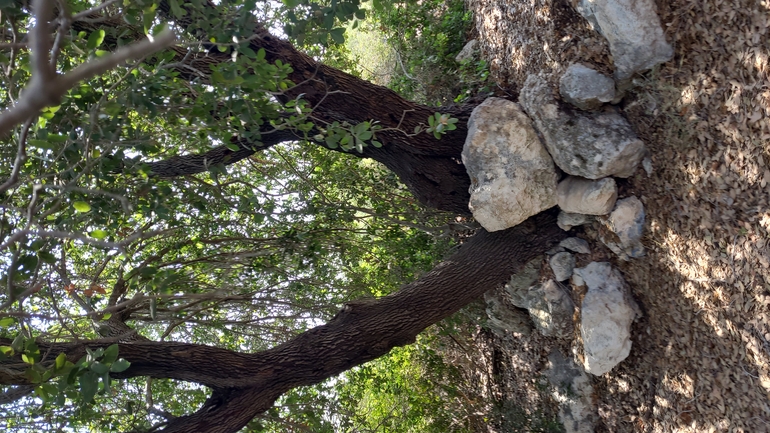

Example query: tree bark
[0,211,565,433]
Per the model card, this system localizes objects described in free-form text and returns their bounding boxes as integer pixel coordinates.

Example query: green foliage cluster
[368,0,491,105]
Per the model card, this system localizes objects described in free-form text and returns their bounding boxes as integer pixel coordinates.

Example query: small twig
[72,0,122,21]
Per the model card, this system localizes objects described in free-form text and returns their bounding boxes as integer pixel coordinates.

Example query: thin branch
[0,24,176,137]
[71,0,122,21]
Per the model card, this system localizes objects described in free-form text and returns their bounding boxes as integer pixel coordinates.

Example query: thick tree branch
[0,211,565,433]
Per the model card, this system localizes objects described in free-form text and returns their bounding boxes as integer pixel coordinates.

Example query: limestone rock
[545,350,597,433]
[599,195,645,260]
[557,211,595,231]
[557,176,618,215]
[505,258,542,293]
[559,63,616,110]
[508,280,574,338]
[462,97,558,231]
[484,289,532,336]
[575,0,673,81]
[550,252,576,282]
[455,39,479,62]
[575,262,639,375]
[519,74,646,179]
[560,237,591,255]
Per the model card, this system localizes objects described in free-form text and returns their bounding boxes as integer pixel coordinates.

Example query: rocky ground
[455,0,770,431]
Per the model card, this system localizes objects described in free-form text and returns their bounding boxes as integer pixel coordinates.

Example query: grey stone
[519,74,646,179]
[484,289,532,336]
[575,262,639,375]
[642,156,653,176]
[505,258,542,295]
[560,237,591,255]
[559,63,616,111]
[557,176,618,215]
[550,252,576,282]
[599,195,645,260]
[462,97,559,231]
[575,0,674,81]
[530,280,575,337]
[455,39,478,63]
[508,280,574,338]
[557,211,595,231]
[545,350,598,433]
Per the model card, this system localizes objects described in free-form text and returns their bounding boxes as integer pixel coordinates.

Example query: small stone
[642,156,653,176]
[557,211,595,231]
[557,176,618,215]
[462,97,559,232]
[550,252,576,282]
[520,74,646,179]
[560,237,591,254]
[575,262,639,375]
[455,39,478,63]
[599,195,645,260]
[572,272,585,287]
[559,63,616,111]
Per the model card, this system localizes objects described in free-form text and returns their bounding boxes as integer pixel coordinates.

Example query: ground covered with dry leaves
[459,0,770,431]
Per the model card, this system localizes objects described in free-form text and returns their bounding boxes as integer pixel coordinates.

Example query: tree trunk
[0,211,565,433]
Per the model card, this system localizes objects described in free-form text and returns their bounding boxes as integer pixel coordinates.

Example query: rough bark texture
[0,212,565,433]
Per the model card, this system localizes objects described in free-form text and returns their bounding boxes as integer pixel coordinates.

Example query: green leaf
[0,317,15,328]
[225,143,240,151]
[168,0,186,18]
[0,346,14,356]
[110,359,131,373]
[90,229,108,239]
[21,353,34,365]
[80,371,99,403]
[73,201,91,213]
[329,28,345,44]
[38,251,56,264]
[87,30,106,50]
[90,361,109,375]
[102,344,119,365]
[55,353,67,371]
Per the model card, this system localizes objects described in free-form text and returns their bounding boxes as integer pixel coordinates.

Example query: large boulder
[599,195,645,260]
[519,74,645,179]
[559,63,616,111]
[575,0,673,81]
[574,262,640,375]
[462,97,558,231]
[557,176,618,215]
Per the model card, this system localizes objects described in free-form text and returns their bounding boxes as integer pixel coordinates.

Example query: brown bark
[0,211,565,433]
